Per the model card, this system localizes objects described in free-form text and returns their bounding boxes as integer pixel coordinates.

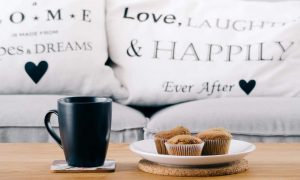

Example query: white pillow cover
[107,0,300,106]
[0,0,127,99]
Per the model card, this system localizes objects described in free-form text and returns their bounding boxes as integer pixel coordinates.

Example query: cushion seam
[144,128,300,137]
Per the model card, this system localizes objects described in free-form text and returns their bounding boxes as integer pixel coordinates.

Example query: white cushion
[107,0,300,106]
[145,98,300,136]
[0,0,127,99]
[0,95,146,131]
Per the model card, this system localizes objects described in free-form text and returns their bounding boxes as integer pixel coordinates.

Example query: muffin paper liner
[154,138,168,155]
[165,143,204,156]
[201,139,231,156]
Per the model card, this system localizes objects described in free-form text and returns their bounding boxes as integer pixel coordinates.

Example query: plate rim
[130,139,256,159]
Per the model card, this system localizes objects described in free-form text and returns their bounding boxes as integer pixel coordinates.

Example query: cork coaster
[138,159,248,177]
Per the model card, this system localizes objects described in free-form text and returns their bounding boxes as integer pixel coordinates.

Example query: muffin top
[196,128,232,140]
[155,126,191,139]
[167,135,203,145]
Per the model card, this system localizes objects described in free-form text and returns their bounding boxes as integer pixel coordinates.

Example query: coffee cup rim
[58,96,112,104]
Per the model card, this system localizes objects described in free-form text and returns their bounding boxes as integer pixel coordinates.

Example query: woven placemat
[138,159,248,177]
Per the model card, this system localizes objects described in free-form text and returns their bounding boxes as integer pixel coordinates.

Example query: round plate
[130,139,255,166]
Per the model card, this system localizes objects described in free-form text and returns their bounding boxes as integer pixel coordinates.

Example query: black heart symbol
[25,61,48,84]
[239,80,256,95]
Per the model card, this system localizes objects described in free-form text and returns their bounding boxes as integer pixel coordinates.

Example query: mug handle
[44,110,63,149]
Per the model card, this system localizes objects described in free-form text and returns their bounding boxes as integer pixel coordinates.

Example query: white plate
[130,139,255,166]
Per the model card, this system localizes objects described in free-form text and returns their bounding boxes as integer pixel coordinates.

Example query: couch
[1,95,299,143]
[1,0,300,144]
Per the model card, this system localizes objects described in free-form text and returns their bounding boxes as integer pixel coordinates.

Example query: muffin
[154,126,191,154]
[165,135,204,156]
[195,128,232,156]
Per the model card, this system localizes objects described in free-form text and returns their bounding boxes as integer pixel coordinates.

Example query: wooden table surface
[0,143,300,180]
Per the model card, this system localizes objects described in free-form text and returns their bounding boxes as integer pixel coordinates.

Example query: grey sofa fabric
[0,95,146,143]
[1,95,300,143]
[0,127,144,143]
[144,98,300,142]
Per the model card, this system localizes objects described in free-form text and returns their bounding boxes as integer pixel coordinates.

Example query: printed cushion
[0,0,127,99]
[107,0,300,105]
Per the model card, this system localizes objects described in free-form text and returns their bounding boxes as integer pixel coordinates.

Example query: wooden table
[0,143,300,179]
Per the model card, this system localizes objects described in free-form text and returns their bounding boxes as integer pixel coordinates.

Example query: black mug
[44,97,112,167]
